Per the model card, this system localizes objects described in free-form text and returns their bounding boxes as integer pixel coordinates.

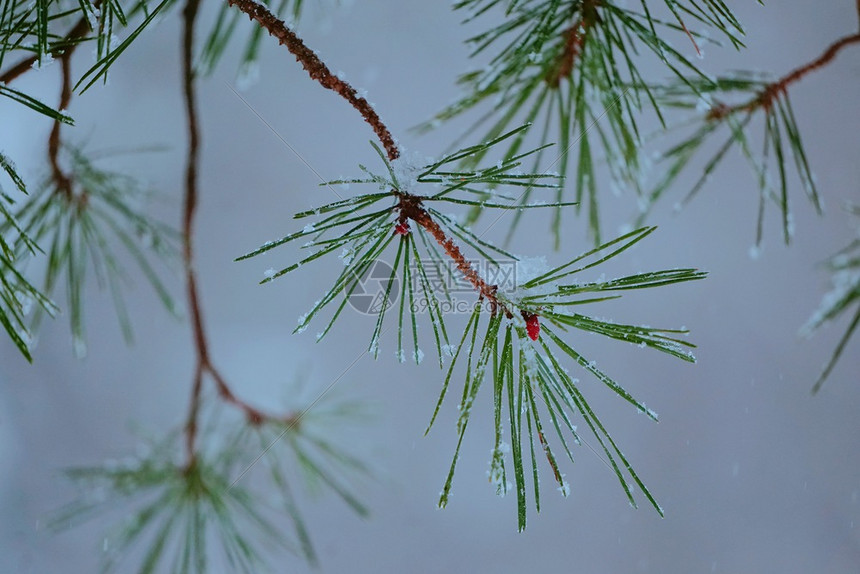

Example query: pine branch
[238,124,705,525]
[180,0,318,468]
[642,30,860,244]
[0,0,729,543]
[419,0,746,245]
[2,145,181,354]
[182,0,207,467]
[707,33,860,121]
[0,0,174,361]
[51,391,371,571]
[222,0,708,519]
[47,25,80,200]
[0,0,168,94]
[224,0,548,325]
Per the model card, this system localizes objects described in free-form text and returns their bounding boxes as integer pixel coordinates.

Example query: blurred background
[1,0,859,572]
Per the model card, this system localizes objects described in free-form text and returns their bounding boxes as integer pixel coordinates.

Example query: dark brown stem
[759,33,860,108]
[709,32,860,120]
[225,0,399,161]
[545,21,584,88]
[209,368,285,426]
[545,0,600,88]
[181,0,205,467]
[48,51,75,199]
[181,0,300,467]
[184,364,204,466]
[399,195,508,315]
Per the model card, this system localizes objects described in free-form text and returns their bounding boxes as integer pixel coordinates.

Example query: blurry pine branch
[0,144,180,356]
[50,389,372,572]
[803,204,860,395]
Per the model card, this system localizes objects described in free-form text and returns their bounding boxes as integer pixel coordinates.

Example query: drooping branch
[181,0,301,467]
[225,0,521,318]
[181,0,206,466]
[226,0,400,161]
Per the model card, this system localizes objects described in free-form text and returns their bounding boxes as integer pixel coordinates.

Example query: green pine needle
[419,0,745,245]
[638,73,821,245]
[426,227,703,525]
[198,0,306,79]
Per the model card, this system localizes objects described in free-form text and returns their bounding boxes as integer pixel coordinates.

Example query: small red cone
[394,222,409,235]
[524,313,540,341]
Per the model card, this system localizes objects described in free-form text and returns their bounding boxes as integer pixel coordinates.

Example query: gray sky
[2,1,859,572]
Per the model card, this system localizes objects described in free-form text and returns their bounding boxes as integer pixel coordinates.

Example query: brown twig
[545,0,601,88]
[226,0,399,161]
[181,0,299,468]
[758,32,860,109]
[545,21,584,88]
[181,0,205,467]
[399,195,500,307]
[708,32,860,120]
[48,52,75,199]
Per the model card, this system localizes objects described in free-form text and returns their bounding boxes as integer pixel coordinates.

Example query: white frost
[748,245,761,260]
[487,442,510,496]
[558,480,570,497]
[237,60,261,91]
[801,268,860,336]
[516,255,550,283]
[521,342,539,382]
[73,336,87,358]
[339,246,355,266]
[15,291,33,316]
[390,149,430,194]
[296,312,309,334]
[31,52,54,71]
